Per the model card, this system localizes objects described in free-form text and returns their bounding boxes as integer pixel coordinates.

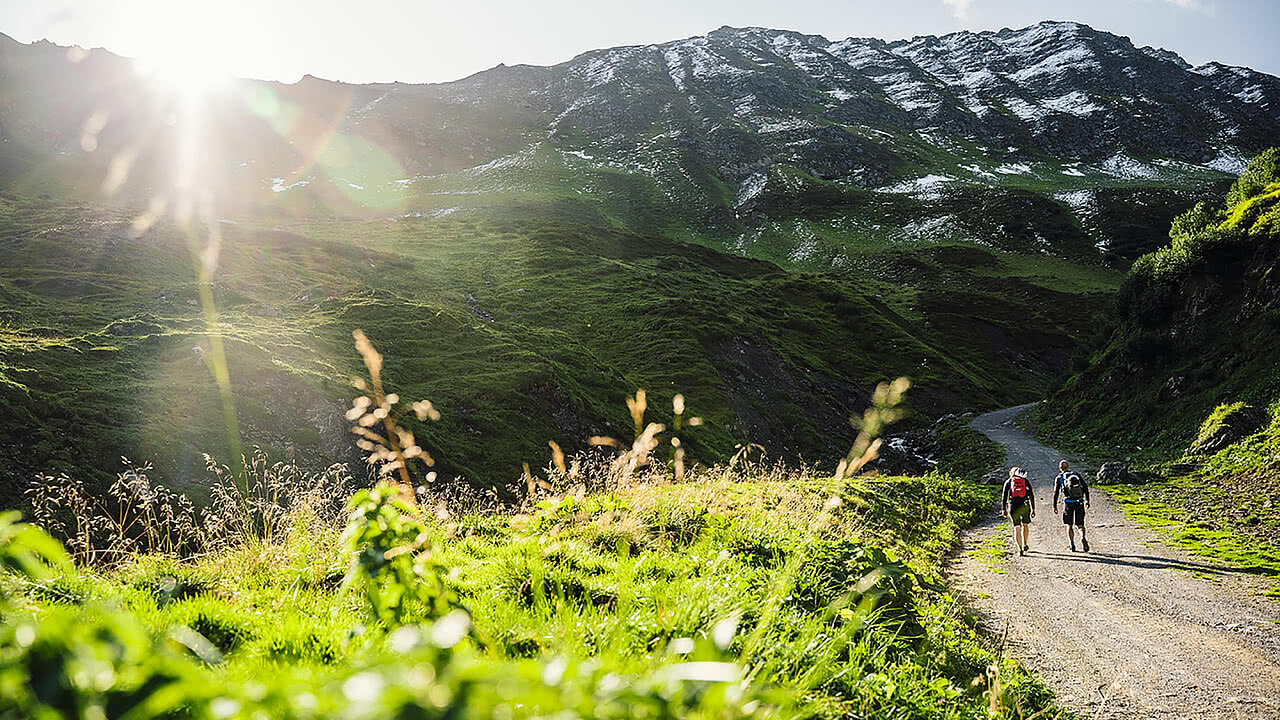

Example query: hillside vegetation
[12,21,1273,502]
[1036,148,1280,578]
[0,193,1120,504]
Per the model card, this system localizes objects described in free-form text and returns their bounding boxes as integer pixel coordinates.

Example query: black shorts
[1062,502,1085,526]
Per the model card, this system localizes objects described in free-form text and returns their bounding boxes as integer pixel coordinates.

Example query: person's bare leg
[1079,523,1088,551]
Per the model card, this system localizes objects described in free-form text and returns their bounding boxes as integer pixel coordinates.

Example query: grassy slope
[0,190,1120,504]
[1033,154,1280,584]
[2,460,1061,719]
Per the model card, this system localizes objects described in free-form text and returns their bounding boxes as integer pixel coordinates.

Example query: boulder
[871,434,937,476]
[980,469,1007,486]
[1095,461,1149,485]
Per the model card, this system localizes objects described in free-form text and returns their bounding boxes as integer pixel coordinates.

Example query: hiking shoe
[1070,541,1077,552]
[1082,538,1090,552]
[1019,548,1025,556]
[1023,544,1030,552]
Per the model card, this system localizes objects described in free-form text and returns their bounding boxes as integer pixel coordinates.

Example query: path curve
[948,404,1280,719]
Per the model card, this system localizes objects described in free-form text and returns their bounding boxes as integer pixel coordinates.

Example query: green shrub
[1226,147,1280,208]
[790,541,916,621]
[263,625,342,664]
[1191,402,1267,454]
[133,569,214,606]
[340,483,459,628]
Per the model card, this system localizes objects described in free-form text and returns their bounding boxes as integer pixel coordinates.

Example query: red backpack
[1011,475,1028,499]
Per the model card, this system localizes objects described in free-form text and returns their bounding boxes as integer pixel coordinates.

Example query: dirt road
[949,404,1280,719]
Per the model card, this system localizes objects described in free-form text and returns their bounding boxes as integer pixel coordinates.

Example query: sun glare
[133,50,232,105]
[126,3,238,105]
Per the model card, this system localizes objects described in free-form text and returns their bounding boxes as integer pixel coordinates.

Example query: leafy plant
[1226,147,1280,208]
[339,483,459,628]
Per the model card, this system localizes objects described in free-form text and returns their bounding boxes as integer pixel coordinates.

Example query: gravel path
[948,404,1280,719]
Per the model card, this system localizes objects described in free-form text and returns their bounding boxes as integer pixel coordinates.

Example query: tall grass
[0,330,1060,719]
[26,450,357,564]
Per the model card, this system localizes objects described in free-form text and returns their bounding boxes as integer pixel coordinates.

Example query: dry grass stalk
[346,329,440,504]
[27,451,355,565]
[836,377,911,480]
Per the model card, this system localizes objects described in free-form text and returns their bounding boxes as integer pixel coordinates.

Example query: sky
[1,0,1277,84]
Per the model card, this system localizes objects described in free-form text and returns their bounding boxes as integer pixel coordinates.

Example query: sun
[126,32,237,200]
[133,47,232,106]
[126,3,238,106]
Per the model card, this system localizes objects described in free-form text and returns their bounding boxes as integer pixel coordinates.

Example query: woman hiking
[1002,466,1036,556]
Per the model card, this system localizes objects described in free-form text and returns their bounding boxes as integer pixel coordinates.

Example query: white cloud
[941,0,974,19]
[1162,0,1216,12]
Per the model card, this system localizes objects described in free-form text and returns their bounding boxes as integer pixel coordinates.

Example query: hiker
[1001,466,1035,555]
[1053,460,1091,552]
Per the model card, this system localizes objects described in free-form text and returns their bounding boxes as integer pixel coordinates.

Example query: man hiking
[1001,466,1035,555]
[1053,460,1091,552]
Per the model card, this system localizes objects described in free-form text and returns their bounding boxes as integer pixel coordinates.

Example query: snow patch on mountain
[960,163,996,179]
[680,38,750,80]
[824,38,886,70]
[997,23,1100,82]
[994,163,1033,175]
[354,92,391,116]
[769,34,831,77]
[662,47,688,91]
[902,214,962,243]
[787,223,821,264]
[1003,97,1046,122]
[1054,189,1097,217]
[734,172,768,208]
[880,174,955,198]
[1042,91,1104,116]
[575,52,624,88]
[1206,150,1247,174]
[1097,154,1159,179]
[397,207,461,220]
[1235,85,1265,104]
[271,176,312,192]
[758,118,818,133]
[868,71,943,113]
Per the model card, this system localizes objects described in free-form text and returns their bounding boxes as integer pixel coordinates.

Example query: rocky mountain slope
[1039,148,1280,450]
[3,21,1275,266]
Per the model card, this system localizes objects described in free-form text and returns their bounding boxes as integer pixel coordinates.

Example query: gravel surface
[948,404,1280,719]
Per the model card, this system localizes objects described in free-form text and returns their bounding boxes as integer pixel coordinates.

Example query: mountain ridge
[4,20,1273,269]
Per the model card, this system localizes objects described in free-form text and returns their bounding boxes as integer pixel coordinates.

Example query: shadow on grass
[1031,550,1278,577]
